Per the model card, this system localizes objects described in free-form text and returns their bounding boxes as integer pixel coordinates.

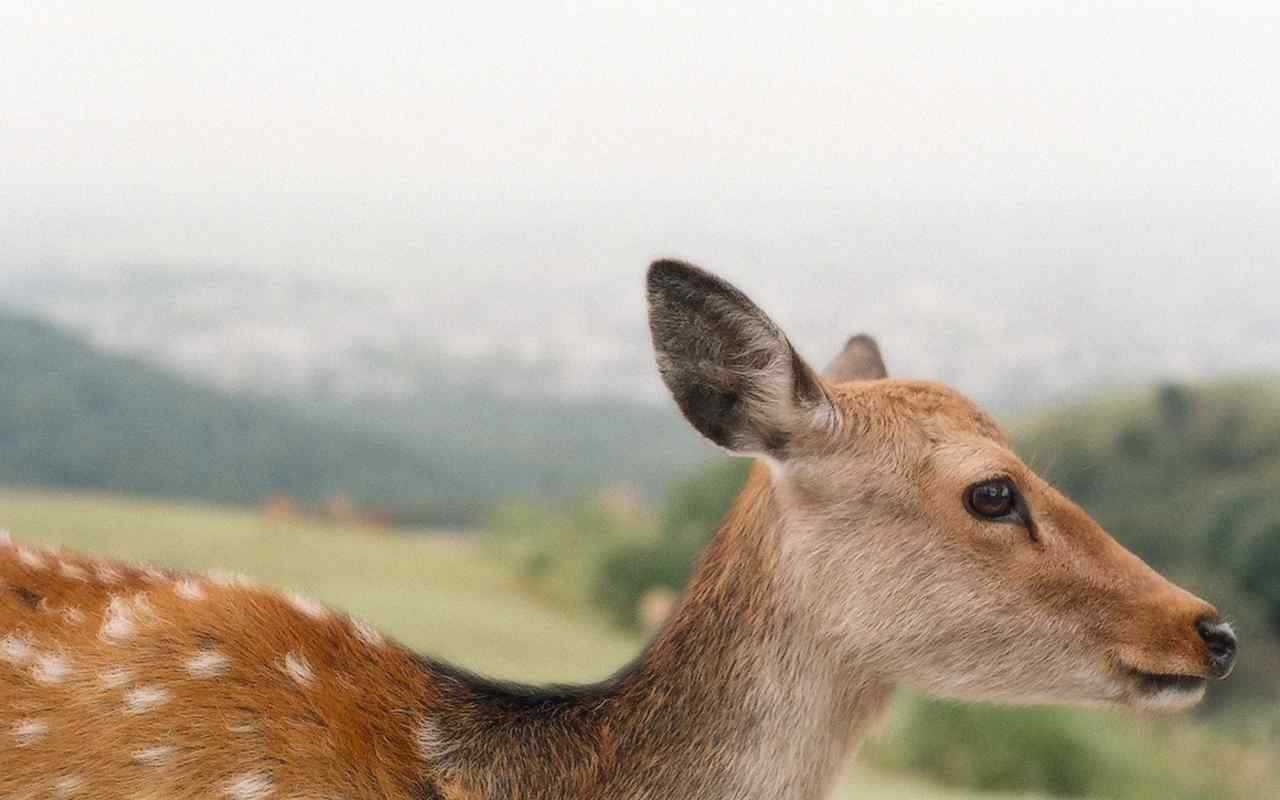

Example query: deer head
[647,259,1235,711]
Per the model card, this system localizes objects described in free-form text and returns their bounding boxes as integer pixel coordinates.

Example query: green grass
[0,487,1225,800]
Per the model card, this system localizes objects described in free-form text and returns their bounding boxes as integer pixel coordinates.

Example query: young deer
[1,261,1236,800]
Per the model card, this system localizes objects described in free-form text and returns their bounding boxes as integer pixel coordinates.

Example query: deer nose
[1195,618,1237,678]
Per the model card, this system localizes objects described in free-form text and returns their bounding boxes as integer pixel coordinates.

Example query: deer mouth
[1120,665,1207,706]
[1130,670,1206,694]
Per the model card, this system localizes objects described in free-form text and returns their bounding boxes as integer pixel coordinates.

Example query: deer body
[2,261,1236,799]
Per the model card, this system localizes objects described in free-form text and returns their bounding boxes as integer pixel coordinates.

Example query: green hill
[0,312,491,519]
[306,386,710,507]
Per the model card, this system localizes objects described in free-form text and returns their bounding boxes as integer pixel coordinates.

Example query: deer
[1,260,1236,800]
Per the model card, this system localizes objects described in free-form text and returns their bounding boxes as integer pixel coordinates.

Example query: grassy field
[0,487,1108,799]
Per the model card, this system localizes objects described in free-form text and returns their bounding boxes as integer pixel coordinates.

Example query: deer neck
[429,466,895,800]
[610,466,895,799]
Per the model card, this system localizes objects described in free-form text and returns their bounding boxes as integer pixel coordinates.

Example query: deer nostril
[1195,618,1237,678]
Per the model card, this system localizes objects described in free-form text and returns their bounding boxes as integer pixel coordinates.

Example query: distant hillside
[305,388,711,510]
[0,312,709,522]
[1020,379,1280,603]
[0,312,475,517]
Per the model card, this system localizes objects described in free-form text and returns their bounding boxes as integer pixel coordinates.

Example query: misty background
[4,2,1280,417]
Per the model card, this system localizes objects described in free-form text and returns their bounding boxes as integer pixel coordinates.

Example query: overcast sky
[3,2,1279,294]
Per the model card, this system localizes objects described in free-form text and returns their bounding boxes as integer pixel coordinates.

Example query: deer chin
[1117,665,1208,711]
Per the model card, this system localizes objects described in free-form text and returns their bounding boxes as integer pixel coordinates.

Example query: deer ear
[823,334,888,381]
[646,260,834,458]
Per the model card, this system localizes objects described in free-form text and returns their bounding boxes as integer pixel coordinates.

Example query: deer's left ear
[824,334,888,382]
[646,259,836,459]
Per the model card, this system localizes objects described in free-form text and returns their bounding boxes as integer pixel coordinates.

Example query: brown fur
[0,260,1233,799]
[1,547,433,799]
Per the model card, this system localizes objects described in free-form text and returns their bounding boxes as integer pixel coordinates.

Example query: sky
[3,1,1279,291]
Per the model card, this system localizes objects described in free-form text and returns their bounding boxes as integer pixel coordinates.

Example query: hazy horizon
[5,3,1280,414]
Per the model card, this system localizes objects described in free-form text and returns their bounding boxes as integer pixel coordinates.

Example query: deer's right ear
[646,260,835,459]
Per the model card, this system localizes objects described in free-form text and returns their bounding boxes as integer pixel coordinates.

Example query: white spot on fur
[12,718,48,746]
[100,597,136,642]
[416,718,459,761]
[133,744,176,765]
[281,652,315,686]
[175,578,205,601]
[61,606,88,625]
[95,564,124,585]
[351,617,384,647]
[1,634,34,664]
[99,666,134,688]
[140,566,168,583]
[58,561,88,581]
[186,650,230,678]
[286,592,328,619]
[224,770,274,799]
[131,592,155,616]
[17,547,46,570]
[208,570,252,588]
[32,652,72,683]
[123,685,171,714]
[53,775,85,797]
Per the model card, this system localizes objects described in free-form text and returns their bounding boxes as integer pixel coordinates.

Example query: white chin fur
[1130,681,1206,711]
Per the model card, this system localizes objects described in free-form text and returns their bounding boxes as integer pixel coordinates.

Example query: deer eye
[965,478,1017,520]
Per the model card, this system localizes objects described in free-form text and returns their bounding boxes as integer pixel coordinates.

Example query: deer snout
[1109,572,1232,689]
[1195,617,1237,679]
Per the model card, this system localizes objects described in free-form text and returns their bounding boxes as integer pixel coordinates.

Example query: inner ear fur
[646,259,832,457]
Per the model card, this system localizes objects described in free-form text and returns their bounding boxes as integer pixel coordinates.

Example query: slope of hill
[307,387,712,508]
[0,312,709,521]
[0,312,478,516]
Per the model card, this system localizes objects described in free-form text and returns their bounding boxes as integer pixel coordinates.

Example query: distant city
[2,264,1277,419]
